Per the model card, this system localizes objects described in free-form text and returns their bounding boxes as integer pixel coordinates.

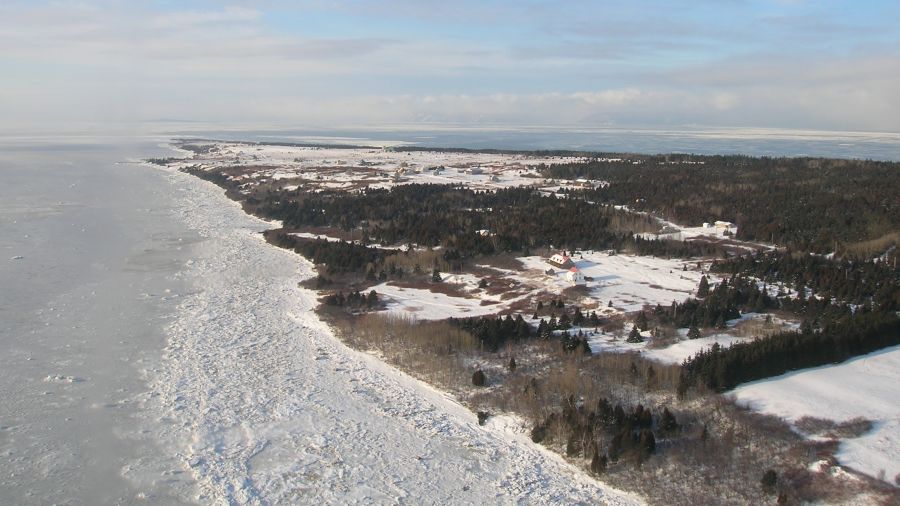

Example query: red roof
[569,267,579,272]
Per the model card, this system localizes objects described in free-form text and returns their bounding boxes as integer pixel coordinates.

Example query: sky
[1,0,899,133]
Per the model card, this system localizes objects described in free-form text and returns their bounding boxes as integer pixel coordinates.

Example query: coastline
[144,137,900,503]
[146,160,644,504]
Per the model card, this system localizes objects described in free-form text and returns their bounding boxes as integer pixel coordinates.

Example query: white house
[465,166,483,175]
[565,267,586,286]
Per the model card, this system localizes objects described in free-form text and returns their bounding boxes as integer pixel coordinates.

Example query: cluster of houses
[546,253,586,286]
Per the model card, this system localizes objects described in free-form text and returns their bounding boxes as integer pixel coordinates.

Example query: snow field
[181,141,600,195]
[733,346,900,484]
[371,252,708,323]
[517,253,706,313]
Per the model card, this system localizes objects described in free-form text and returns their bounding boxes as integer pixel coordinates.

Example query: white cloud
[149,6,262,30]
[0,1,898,133]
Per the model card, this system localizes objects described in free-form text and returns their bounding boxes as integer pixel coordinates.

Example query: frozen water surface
[0,137,198,504]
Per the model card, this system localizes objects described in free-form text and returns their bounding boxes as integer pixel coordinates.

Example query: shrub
[472,369,486,387]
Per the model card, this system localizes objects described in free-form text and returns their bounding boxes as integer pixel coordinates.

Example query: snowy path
[147,167,642,505]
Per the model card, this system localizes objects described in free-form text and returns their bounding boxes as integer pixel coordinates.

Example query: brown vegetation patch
[728,313,798,339]
[387,279,472,299]
[795,416,874,439]
[843,231,899,258]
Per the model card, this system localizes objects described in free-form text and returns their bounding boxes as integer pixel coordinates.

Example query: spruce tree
[635,311,649,331]
[659,407,679,436]
[687,324,701,339]
[573,307,584,326]
[761,469,778,494]
[472,369,486,387]
[558,312,571,330]
[627,326,643,343]
[697,275,710,297]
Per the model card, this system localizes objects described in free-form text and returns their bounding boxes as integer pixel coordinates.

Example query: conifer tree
[697,275,710,297]
[687,324,701,339]
[659,407,679,436]
[635,311,649,331]
[627,326,643,343]
[558,312,571,330]
[573,307,584,326]
[472,369,486,387]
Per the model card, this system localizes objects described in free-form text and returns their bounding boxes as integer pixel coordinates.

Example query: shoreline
[148,138,900,503]
[146,160,645,504]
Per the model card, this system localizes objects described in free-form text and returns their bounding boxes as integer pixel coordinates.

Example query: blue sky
[1,0,899,132]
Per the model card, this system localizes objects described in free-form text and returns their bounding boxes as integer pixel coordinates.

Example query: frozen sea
[0,137,198,504]
[0,136,641,505]
[173,125,900,161]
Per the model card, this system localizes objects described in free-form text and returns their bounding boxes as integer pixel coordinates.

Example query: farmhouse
[565,267,586,286]
[547,253,575,269]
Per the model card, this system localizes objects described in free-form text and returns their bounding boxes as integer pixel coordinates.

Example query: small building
[714,220,735,230]
[565,267,586,286]
[547,253,575,269]
[465,167,483,175]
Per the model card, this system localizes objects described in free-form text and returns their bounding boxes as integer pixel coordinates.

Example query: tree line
[255,184,724,263]
[678,310,900,395]
[712,250,900,311]
[539,155,900,255]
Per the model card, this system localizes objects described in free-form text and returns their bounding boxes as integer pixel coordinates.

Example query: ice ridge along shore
[146,163,643,505]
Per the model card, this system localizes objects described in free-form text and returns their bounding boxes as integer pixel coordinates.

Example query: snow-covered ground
[583,313,800,364]
[147,164,643,504]
[368,281,507,320]
[518,252,706,312]
[369,251,708,322]
[584,330,748,364]
[733,346,900,485]
[175,140,598,194]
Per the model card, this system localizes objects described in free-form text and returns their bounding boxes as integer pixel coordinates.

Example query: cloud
[149,6,262,30]
[0,1,898,134]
